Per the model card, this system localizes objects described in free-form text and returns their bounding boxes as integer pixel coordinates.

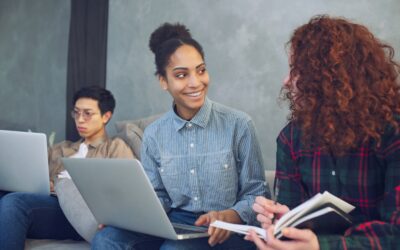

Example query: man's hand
[195,209,242,246]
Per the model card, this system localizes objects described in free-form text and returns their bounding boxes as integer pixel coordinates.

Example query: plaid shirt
[276,122,400,250]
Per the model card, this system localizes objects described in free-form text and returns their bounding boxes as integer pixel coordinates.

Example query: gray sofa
[25,239,90,250]
[24,114,275,249]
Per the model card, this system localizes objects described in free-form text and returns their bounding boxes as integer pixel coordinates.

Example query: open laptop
[0,130,50,195]
[62,158,208,240]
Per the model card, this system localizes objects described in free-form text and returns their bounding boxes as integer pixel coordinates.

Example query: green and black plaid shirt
[276,122,400,250]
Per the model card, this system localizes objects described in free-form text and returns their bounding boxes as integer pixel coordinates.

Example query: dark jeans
[91,209,256,250]
[0,190,9,199]
[0,192,82,250]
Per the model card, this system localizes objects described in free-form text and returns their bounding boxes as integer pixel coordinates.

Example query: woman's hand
[195,209,242,246]
[253,196,289,229]
[245,225,320,250]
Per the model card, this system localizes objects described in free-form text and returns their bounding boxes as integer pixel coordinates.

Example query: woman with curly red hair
[247,15,400,249]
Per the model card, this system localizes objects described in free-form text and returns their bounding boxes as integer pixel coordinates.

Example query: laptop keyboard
[172,223,207,234]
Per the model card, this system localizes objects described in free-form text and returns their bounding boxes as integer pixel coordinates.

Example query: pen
[271,178,279,224]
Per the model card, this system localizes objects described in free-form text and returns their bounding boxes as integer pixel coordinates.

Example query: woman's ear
[159,75,168,90]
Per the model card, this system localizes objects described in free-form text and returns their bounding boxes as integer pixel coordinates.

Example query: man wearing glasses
[0,86,134,249]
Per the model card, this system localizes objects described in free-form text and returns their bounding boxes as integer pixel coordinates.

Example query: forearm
[234,172,267,225]
[235,120,268,225]
[231,200,255,224]
[231,192,263,225]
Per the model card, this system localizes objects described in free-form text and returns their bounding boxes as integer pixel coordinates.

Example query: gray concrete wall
[1,1,399,166]
[0,0,70,143]
[107,0,400,169]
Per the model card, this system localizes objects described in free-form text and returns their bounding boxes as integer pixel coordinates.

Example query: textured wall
[1,1,398,165]
[0,0,70,142]
[107,0,400,169]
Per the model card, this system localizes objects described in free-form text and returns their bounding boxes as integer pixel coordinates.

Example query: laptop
[0,130,50,195]
[62,158,208,240]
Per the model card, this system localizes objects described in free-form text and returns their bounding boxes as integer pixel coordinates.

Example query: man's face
[72,98,110,143]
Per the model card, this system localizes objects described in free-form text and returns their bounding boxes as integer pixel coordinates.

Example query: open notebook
[211,191,354,240]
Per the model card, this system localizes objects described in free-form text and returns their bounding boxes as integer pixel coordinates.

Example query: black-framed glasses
[71,110,99,121]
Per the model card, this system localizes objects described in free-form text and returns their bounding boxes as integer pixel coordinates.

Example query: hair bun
[149,23,192,54]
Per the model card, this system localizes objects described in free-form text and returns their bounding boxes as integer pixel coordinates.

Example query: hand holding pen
[252,179,289,229]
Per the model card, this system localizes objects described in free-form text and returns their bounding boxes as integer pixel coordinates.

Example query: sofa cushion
[115,122,143,160]
[55,178,98,243]
[115,114,162,160]
[25,239,90,250]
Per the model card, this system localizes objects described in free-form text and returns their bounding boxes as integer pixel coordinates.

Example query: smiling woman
[90,23,269,250]
[159,45,209,120]
[151,23,209,120]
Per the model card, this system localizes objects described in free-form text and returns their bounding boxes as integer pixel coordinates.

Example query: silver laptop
[62,158,208,240]
[0,130,50,195]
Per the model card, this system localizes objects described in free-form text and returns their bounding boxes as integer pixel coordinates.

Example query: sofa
[25,115,276,249]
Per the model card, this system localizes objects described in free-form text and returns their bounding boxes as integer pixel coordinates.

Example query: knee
[160,239,202,250]
[91,227,114,249]
[0,193,34,228]
[159,240,179,250]
[0,192,30,214]
[92,226,163,250]
[91,227,132,250]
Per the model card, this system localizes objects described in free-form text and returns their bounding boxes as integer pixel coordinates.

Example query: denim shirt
[141,98,268,225]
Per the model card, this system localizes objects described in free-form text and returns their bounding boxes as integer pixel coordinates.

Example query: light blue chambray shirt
[141,98,269,225]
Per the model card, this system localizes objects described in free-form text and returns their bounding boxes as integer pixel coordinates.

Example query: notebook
[211,191,354,240]
[62,158,208,240]
[0,130,50,195]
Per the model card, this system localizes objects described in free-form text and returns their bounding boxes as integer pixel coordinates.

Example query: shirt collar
[71,134,109,150]
[170,97,212,131]
[88,135,108,148]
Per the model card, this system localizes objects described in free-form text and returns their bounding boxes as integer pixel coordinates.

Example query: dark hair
[73,86,116,114]
[284,15,400,155]
[149,22,205,77]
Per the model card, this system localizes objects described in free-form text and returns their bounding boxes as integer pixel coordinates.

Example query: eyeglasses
[71,110,99,121]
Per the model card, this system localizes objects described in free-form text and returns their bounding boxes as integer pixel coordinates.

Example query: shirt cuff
[230,199,257,225]
[57,170,71,179]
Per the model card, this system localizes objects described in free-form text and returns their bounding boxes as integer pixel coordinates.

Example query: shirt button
[160,168,164,173]
[224,164,229,169]
[190,169,195,174]
[187,123,192,128]
[194,197,198,201]
[331,170,336,176]
[190,143,194,148]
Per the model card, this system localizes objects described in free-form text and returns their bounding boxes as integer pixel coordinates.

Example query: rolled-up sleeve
[231,119,269,225]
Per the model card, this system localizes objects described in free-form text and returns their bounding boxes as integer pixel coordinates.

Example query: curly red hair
[285,15,400,154]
